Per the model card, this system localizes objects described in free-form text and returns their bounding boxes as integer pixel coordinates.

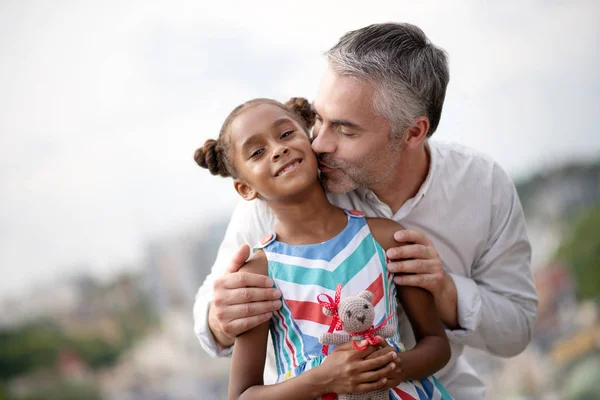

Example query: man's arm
[193,199,277,356]
[387,162,537,357]
[442,163,537,357]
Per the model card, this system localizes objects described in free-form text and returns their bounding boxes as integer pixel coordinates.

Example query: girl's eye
[281,130,294,139]
[250,149,264,158]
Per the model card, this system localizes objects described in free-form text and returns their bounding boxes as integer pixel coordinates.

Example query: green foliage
[0,321,64,381]
[554,203,600,300]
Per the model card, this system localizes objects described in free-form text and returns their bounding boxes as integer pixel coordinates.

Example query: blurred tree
[554,203,600,300]
[0,321,64,380]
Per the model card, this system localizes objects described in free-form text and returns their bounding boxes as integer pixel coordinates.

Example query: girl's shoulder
[239,248,269,276]
[365,217,405,252]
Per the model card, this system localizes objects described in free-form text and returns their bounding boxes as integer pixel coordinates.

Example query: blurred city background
[1,1,599,399]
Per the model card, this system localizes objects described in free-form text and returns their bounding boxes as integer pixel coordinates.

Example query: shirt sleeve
[192,199,276,357]
[444,162,538,357]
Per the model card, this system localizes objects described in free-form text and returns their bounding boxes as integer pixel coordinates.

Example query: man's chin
[320,174,358,195]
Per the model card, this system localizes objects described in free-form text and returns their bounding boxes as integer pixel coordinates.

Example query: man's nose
[311,124,336,154]
[271,146,290,161]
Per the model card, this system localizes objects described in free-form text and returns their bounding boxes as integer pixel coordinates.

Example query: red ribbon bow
[349,315,394,351]
[316,283,343,356]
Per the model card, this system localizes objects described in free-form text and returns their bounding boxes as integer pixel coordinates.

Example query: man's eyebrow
[312,103,361,130]
[330,119,361,130]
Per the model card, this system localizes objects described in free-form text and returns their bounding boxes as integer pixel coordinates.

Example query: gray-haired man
[193,22,537,398]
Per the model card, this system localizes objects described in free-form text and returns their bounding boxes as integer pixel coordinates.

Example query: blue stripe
[419,377,434,398]
[265,216,364,260]
[268,235,378,290]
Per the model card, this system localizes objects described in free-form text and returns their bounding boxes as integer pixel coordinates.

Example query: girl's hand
[363,337,406,389]
[317,341,397,394]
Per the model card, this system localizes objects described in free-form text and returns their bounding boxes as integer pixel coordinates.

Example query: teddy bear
[318,287,396,400]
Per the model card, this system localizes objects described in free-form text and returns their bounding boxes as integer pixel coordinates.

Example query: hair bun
[194,139,230,177]
[285,97,316,129]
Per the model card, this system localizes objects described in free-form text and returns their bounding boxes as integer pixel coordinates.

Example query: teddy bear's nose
[358,314,366,324]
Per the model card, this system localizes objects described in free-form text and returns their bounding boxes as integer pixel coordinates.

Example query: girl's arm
[368,218,451,381]
[228,251,329,400]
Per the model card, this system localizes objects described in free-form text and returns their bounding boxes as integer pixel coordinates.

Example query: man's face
[312,66,402,194]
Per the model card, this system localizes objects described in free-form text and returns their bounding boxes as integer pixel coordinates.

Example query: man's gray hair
[325,22,449,139]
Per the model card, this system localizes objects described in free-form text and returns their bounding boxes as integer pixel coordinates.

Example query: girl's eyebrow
[239,117,296,152]
[271,117,295,129]
[240,134,262,152]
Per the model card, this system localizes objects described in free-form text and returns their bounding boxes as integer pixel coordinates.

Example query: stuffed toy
[317,284,396,400]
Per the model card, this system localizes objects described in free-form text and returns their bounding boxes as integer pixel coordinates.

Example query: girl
[195,97,452,400]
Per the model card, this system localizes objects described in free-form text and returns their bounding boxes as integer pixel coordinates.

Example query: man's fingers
[220,286,281,304]
[225,313,273,337]
[226,244,251,273]
[387,244,431,261]
[219,299,282,321]
[392,229,429,246]
[394,272,440,287]
[388,258,436,274]
[221,271,276,290]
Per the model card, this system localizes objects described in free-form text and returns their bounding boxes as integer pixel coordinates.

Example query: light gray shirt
[192,140,538,399]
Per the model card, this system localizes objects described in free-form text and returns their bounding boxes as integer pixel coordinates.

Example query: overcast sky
[1,0,599,298]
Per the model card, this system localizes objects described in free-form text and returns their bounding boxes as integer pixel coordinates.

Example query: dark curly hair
[194,97,316,178]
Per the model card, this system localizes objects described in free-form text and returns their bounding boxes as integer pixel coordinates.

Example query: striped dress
[255,209,453,400]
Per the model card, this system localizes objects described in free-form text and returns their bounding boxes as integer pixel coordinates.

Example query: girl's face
[229,103,318,201]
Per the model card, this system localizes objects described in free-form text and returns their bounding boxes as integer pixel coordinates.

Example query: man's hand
[208,244,282,347]
[386,229,459,329]
[317,340,397,394]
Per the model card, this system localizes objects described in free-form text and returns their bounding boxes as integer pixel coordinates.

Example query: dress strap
[253,232,277,250]
[344,209,365,218]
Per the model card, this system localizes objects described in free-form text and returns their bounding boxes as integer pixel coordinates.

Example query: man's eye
[281,130,294,139]
[341,132,355,138]
[250,149,264,158]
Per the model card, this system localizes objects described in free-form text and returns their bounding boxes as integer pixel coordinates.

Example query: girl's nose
[272,147,290,161]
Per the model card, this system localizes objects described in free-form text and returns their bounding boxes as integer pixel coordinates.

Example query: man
[193,22,537,398]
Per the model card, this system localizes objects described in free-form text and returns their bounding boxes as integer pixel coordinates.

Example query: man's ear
[403,116,430,150]
[234,179,258,201]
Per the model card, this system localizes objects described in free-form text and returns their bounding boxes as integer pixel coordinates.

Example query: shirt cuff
[444,273,482,344]
[194,298,234,358]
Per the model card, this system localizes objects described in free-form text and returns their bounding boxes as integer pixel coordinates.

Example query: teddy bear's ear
[358,291,374,303]
[323,307,333,316]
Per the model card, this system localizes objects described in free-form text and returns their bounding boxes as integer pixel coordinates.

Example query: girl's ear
[234,179,258,201]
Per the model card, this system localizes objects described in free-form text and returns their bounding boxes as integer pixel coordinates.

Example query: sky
[1,0,599,298]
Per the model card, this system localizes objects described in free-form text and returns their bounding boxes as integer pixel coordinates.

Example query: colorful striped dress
[254,209,453,400]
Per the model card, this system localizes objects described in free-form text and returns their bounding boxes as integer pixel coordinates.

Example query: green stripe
[434,376,453,399]
[269,235,377,290]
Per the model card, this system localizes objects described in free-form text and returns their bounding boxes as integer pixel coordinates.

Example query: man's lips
[275,158,302,177]
[318,161,337,172]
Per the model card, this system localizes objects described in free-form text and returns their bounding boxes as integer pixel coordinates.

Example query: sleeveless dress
[254,209,453,400]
